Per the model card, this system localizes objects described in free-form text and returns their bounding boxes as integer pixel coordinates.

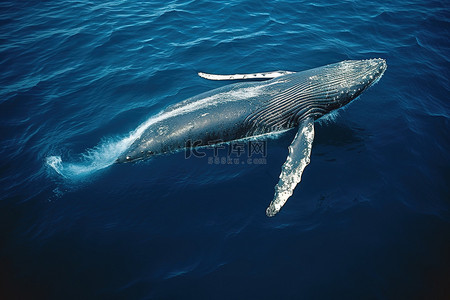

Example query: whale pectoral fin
[197,70,295,81]
[266,117,315,217]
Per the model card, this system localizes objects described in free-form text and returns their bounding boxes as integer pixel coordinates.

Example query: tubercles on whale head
[325,58,387,110]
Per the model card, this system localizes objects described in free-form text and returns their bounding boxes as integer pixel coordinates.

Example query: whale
[116,59,387,216]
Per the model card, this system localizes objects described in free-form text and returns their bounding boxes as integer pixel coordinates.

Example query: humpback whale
[116,59,387,216]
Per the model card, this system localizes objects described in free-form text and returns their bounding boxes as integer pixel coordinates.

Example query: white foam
[46,135,134,179]
[318,110,340,125]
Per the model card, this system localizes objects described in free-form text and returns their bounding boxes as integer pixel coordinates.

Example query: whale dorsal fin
[266,117,315,217]
[198,70,295,81]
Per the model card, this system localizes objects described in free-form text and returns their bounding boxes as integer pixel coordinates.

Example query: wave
[46,114,160,180]
[46,136,133,180]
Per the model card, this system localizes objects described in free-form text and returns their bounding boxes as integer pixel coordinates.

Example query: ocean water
[1,0,449,298]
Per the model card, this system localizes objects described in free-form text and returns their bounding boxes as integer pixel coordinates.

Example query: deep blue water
[1,0,449,299]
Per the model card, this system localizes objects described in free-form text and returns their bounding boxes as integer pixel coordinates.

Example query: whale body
[117,59,387,216]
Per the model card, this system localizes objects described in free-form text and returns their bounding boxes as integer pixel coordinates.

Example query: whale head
[310,58,387,114]
[245,58,387,129]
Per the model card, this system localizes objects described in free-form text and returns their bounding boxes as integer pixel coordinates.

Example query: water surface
[1,0,449,298]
